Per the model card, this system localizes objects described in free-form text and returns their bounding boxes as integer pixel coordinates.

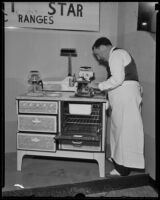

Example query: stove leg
[94,153,105,177]
[17,151,25,171]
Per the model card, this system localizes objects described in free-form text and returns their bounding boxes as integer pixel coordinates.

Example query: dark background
[137,2,157,33]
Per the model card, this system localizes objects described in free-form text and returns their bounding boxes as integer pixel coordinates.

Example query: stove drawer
[59,140,101,152]
[18,115,57,133]
[19,101,58,114]
[17,133,56,151]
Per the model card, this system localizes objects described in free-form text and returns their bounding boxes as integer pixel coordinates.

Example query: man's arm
[98,52,125,91]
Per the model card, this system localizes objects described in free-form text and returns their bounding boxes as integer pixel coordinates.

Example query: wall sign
[4,2,100,31]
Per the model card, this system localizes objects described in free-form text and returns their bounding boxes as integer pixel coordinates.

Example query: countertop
[16,91,107,103]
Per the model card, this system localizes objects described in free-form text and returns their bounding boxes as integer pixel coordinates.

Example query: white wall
[5,2,118,153]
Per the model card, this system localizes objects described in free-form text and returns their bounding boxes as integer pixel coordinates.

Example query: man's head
[92,37,112,62]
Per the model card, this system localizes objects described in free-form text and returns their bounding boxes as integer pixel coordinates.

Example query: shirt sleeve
[98,51,125,91]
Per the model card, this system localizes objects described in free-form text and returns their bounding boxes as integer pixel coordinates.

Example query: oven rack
[62,123,102,135]
[55,134,100,141]
[63,116,101,125]
[63,110,101,117]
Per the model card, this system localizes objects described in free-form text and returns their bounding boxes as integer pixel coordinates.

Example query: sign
[4,2,99,31]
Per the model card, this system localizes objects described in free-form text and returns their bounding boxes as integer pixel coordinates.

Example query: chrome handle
[73,135,83,138]
[32,118,41,123]
[31,137,40,142]
[72,140,83,145]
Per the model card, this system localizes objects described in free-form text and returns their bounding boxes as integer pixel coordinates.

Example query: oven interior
[56,101,103,143]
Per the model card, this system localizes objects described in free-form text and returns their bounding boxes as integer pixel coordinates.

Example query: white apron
[108,81,145,169]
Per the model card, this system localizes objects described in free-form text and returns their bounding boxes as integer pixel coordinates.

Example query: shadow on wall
[5,77,27,153]
[117,31,156,131]
[117,30,156,179]
[117,31,155,83]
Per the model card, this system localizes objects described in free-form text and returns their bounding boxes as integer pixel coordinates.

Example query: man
[91,37,145,176]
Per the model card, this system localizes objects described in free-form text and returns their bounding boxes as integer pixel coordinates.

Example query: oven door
[58,101,103,151]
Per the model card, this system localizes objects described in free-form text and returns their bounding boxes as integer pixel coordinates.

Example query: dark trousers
[112,159,131,176]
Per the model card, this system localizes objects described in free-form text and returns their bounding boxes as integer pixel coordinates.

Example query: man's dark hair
[92,37,112,50]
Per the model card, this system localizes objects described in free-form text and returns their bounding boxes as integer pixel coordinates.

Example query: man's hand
[88,82,99,89]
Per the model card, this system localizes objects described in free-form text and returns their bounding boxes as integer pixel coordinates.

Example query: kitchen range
[16,59,109,177]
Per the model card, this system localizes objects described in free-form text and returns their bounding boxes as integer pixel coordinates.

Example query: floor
[2,152,158,197]
[3,152,113,191]
[86,185,158,197]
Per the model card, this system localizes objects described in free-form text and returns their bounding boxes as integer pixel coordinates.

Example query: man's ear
[99,45,107,51]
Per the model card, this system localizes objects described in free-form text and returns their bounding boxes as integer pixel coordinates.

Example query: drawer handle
[31,138,40,142]
[72,140,83,145]
[73,135,83,138]
[32,119,41,123]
